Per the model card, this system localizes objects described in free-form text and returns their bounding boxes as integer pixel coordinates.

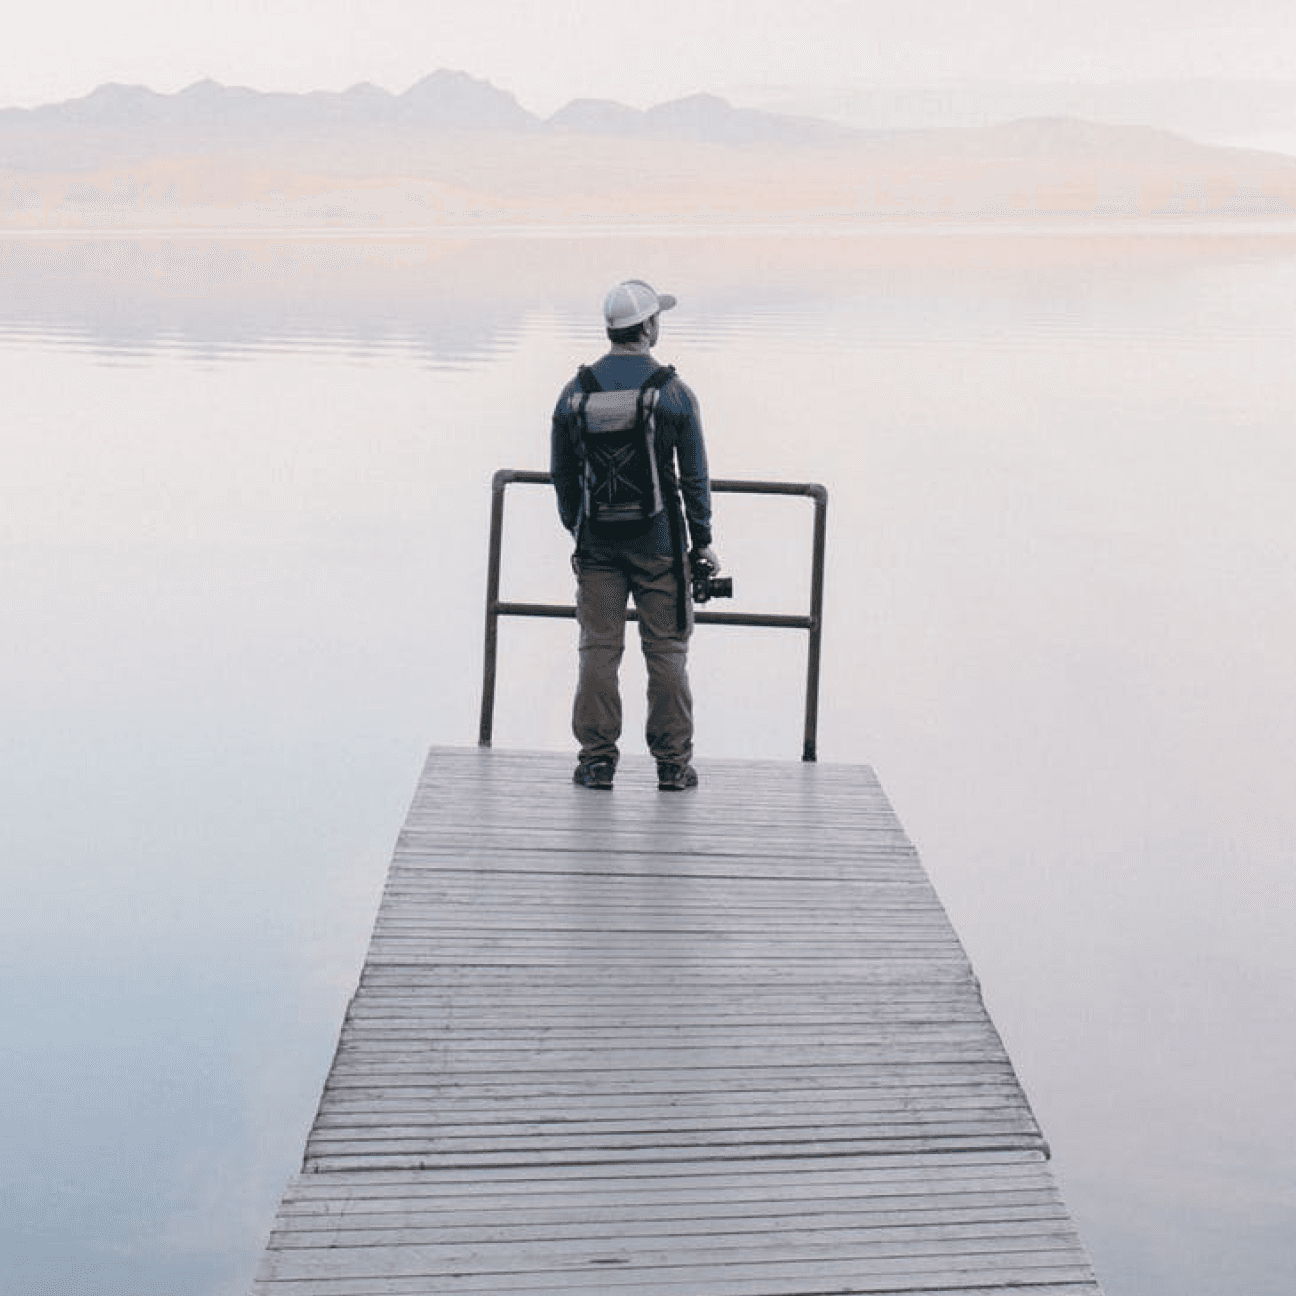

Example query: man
[551,278,719,791]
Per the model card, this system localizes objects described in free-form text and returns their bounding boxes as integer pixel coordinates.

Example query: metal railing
[479,470,828,760]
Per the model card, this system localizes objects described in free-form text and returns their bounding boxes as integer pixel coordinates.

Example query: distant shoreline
[6,86,1296,237]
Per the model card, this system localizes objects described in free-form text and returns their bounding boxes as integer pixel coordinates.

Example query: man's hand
[691,545,720,574]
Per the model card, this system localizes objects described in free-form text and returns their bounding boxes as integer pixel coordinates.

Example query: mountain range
[0,70,886,162]
[2,70,1294,228]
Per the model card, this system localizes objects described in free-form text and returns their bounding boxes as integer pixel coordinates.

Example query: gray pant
[573,547,693,766]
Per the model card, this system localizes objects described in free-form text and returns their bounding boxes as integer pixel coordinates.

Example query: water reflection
[2,231,1295,1296]
[0,237,537,366]
[9,229,1293,364]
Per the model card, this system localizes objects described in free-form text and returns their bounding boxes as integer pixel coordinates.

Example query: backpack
[567,364,676,540]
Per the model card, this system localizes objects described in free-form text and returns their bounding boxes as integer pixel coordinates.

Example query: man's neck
[608,338,654,357]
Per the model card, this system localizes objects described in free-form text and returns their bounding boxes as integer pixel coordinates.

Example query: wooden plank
[276,1154,1062,1183]
[311,1098,1036,1126]
[252,748,1102,1294]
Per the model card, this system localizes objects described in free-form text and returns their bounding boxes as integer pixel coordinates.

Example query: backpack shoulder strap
[568,367,600,459]
[636,365,676,426]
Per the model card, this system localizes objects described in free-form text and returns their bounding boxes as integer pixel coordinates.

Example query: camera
[690,552,733,604]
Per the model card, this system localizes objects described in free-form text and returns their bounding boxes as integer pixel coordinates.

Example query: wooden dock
[253,747,1103,1295]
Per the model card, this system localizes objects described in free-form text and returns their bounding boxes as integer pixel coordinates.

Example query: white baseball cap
[602,279,677,330]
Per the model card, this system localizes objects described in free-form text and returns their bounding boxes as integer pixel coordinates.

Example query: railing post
[478,470,512,747]
[802,485,828,762]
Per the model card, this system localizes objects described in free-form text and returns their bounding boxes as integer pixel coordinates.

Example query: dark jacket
[551,351,712,555]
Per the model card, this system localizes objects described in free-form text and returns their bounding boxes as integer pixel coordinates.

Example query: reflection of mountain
[6,231,1295,365]
[2,71,1295,226]
[0,238,539,366]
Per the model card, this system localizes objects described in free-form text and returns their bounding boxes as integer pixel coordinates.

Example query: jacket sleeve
[669,380,713,550]
[550,386,582,536]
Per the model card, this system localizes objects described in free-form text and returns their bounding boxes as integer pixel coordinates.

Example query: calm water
[2,231,1295,1295]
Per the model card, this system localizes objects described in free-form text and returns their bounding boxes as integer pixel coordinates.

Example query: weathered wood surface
[253,747,1102,1295]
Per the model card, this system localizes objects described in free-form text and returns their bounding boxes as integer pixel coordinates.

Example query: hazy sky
[5,0,1296,113]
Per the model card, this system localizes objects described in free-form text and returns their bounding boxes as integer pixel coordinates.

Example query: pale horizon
[5,0,1296,124]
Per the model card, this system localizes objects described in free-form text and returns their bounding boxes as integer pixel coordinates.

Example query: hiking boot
[573,758,615,790]
[656,761,698,791]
